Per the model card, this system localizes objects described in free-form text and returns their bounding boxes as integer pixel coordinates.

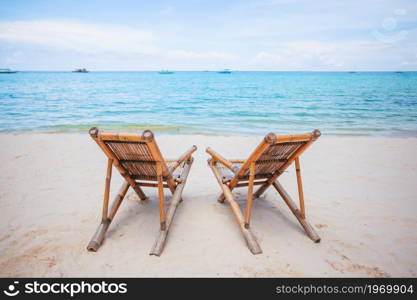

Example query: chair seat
[129,160,184,182]
[216,162,272,182]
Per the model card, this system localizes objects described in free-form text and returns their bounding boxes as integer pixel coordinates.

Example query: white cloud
[248,40,405,70]
[250,41,340,69]
[0,20,156,55]
[171,50,238,60]
[0,19,239,67]
[159,6,175,16]
[0,11,416,70]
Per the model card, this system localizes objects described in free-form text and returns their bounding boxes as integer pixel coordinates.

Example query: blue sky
[1,0,417,70]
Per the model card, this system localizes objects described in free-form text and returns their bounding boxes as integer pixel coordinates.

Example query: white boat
[218,69,232,74]
[73,68,89,73]
[159,70,174,74]
[0,68,17,74]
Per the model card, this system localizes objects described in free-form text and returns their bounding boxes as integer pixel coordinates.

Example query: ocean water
[1,71,417,136]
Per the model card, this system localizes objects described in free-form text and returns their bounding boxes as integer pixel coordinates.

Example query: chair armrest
[206,147,236,171]
[168,145,197,173]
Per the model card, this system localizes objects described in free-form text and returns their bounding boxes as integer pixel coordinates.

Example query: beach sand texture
[0,133,416,277]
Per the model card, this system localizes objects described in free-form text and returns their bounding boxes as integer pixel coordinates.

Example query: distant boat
[218,69,232,74]
[395,71,403,73]
[0,68,17,74]
[348,71,357,73]
[159,70,174,74]
[73,68,89,73]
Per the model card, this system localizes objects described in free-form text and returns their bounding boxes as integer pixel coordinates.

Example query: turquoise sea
[1,71,417,136]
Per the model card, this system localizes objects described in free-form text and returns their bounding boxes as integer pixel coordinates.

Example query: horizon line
[4,70,417,72]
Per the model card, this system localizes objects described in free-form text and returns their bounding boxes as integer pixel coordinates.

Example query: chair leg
[87,181,130,251]
[131,184,148,201]
[175,161,185,203]
[150,158,194,256]
[272,180,320,243]
[244,162,255,228]
[254,180,271,198]
[217,192,226,203]
[156,162,166,231]
[295,157,305,218]
[209,162,262,255]
[102,158,113,221]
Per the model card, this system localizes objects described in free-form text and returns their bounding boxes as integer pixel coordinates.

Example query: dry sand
[0,133,416,277]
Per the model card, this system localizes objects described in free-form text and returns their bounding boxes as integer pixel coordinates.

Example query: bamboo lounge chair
[206,130,321,254]
[87,127,197,256]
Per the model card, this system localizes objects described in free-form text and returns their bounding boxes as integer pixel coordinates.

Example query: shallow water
[1,71,416,136]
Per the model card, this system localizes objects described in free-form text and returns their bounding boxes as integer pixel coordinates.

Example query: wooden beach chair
[87,127,197,256]
[206,130,321,254]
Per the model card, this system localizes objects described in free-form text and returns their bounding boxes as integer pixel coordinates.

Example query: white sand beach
[0,133,416,277]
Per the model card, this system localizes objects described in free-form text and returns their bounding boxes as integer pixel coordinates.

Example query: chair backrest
[89,127,171,181]
[234,130,321,180]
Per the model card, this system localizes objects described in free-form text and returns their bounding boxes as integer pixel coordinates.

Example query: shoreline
[1,131,417,139]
